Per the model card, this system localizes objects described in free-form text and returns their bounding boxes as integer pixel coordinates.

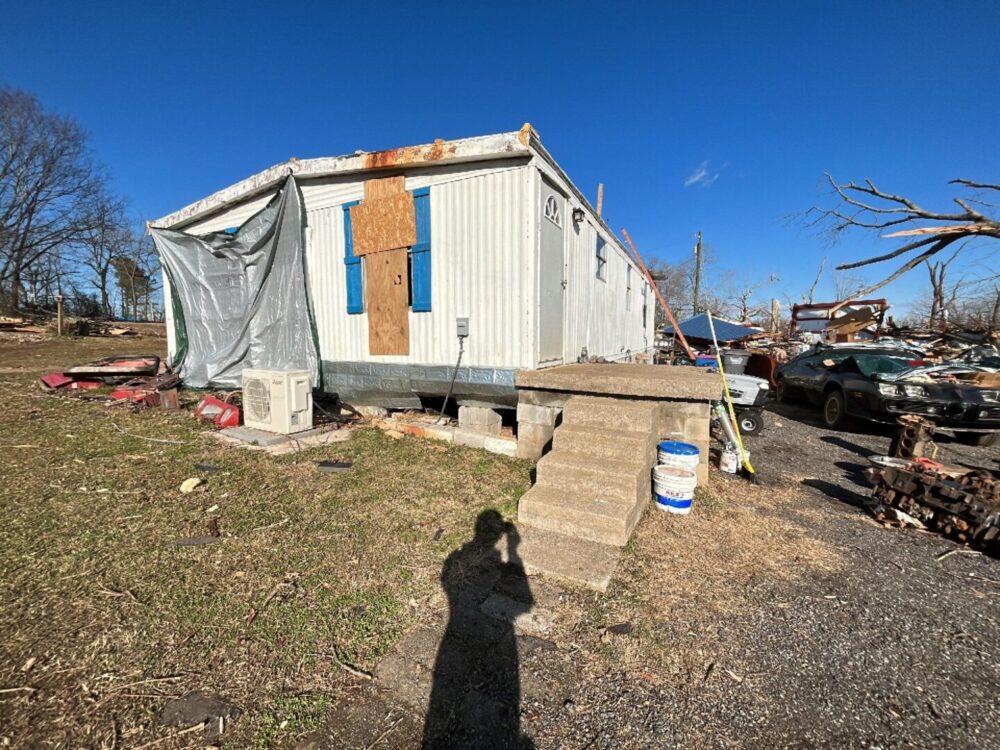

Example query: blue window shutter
[343,201,363,314]
[411,187,432,312]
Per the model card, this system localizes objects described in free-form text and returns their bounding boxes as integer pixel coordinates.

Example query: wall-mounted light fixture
[571,207,585,224]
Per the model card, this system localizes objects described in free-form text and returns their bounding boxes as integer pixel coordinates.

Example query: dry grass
[586,474,844,681]
[1,334,852,747]
[0,336,531,748]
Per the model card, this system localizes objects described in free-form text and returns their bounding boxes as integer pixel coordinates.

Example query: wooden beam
[620,228,697,361]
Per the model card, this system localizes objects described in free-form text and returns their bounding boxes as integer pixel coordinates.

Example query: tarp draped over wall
[150,175,319,389]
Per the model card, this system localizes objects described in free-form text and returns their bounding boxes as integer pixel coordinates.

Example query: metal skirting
[321,361,517,408]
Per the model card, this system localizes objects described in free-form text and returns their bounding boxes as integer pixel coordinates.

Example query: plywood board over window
[350,176,416,256]
[365,247,410,355]
[350,175,415,356]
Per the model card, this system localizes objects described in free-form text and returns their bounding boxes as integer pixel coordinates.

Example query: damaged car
[775,345,1000,446]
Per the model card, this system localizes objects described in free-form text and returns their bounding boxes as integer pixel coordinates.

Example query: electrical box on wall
[456,317,469,338]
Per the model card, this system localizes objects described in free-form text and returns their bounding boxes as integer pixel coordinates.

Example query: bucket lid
[658,440,699,456]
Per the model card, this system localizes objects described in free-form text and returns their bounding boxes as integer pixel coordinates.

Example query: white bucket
[657,440,700,481]
[720,444,739,474]
[653,465,697,515]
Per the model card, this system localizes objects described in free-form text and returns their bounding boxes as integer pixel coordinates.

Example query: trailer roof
[155,125,538,229]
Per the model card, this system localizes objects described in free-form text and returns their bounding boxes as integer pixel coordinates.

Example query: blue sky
[4,0,998,310]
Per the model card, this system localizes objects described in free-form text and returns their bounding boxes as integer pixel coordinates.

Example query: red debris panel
[63,355,160,378]
[109,373,182,407]
[39,354,173,403]
[194,394,241,429]
[39,372,104,391]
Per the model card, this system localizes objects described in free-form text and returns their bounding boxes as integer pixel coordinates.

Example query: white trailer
[153,125,654,408]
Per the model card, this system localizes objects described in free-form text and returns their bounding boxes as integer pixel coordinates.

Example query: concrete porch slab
[516,363,721,401]
[215,423,352,455]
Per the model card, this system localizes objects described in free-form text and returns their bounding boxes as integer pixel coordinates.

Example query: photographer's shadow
[422,510,534,750]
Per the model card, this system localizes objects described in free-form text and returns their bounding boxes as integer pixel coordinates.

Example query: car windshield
[848,354,913,376]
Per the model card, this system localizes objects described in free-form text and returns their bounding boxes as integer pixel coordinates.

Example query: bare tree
[113,229,159,320]
[832,271,865,301]
[804,256,826,303]
[647,258,693,326]
[924,244,965,329]
[810,175,1000,298]
[0,87,104,312]
[79,195,128,317]
[731,279,769,324]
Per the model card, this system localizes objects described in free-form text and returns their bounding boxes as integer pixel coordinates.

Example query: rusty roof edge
[153,130,532,229]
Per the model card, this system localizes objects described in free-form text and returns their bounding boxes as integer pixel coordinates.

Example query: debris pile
[869,460,1000,554]
[39,355,170,401]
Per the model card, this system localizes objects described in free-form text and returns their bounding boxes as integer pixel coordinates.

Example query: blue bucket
[657,441,700,479]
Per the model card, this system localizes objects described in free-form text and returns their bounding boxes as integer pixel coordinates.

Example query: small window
[626,266,632,311]
[596,237,607,281]
[544,195,562,227]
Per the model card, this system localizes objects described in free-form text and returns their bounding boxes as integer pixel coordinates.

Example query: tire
[955,431,1000,447]
[776,378,791,403]
[738,410,764,436]
[823,390,849,430]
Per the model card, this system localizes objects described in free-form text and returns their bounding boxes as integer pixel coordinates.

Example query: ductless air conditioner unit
[241,369,313,434]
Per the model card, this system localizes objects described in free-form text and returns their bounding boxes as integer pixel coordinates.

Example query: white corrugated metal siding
[180,159,527,234]
[306,165,533,369]
[528,163,653,366]
[561,218,651,363]
[162,154,649,373]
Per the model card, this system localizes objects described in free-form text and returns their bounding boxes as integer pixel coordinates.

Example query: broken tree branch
[950,178,1000,192]
[111,423,184,445]
[811,174,1000,296]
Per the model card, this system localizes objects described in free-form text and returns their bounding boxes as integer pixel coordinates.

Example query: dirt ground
[1,335,998,748]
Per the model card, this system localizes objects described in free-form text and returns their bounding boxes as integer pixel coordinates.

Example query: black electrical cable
[436,335,465,424]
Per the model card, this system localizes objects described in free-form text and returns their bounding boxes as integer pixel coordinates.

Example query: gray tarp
[150,175,319,389]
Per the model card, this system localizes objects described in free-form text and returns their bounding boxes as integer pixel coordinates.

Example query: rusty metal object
[869,460,1000,554]
[362,139,458,170]
[889,414,937,459]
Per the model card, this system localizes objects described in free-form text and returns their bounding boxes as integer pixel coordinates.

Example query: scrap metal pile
[870,461,1000,554]
[868,416,1000,554]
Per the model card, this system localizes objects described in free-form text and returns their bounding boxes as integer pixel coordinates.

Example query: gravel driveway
[304,401,999,749]
[698,401,1000,748]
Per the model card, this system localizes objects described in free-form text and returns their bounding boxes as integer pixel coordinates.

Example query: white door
[538,179,565,363]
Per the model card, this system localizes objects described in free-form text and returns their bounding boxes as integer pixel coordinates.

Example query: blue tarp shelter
[663,313,760,343]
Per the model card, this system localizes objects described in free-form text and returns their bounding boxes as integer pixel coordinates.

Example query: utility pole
[692,231,703,316]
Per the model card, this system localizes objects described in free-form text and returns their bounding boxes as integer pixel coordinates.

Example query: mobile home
[152,124,654,409]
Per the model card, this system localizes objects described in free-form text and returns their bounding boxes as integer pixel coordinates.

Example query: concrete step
[502,523,623,592]
[552,423,655,464]
[561,395,659,432]
[535,450,649,504]
[518,484,645,547]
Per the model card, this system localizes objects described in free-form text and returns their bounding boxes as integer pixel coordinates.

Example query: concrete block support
[515,401,562,460]
[658,401,712,485]
[516,421,555,460]
[516,402,561,427]
[458,405,502,436]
